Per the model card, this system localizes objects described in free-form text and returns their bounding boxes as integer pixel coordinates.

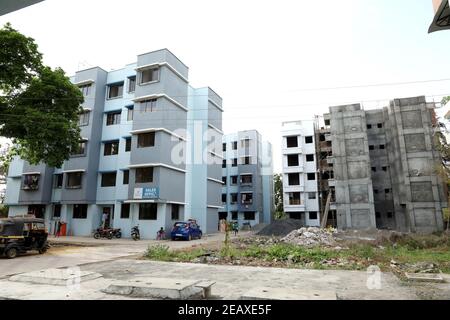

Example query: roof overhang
[429,0,450,33]
[0,0,44,16]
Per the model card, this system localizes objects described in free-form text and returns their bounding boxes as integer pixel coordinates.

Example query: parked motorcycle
[111,228,122,238]
[131,225,140,241]
[93,227,114,240]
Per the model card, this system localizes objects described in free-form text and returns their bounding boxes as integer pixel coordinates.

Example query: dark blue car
[171,221,202,241]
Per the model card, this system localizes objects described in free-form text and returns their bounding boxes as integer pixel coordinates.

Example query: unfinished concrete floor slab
[404,273,445,283]
[102,277,203,299]
[9,268,102,286]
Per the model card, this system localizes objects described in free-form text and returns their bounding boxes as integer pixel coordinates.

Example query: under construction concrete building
[321,96,447,233]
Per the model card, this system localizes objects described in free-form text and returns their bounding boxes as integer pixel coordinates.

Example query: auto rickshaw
[0,217,49,259]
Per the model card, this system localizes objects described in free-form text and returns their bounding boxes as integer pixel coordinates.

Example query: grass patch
[143,234,450,273]
[144,244,207,262]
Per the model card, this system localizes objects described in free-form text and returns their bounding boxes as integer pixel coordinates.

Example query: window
[79,111,90,126]
[71,141,87,156]
[244,212,255,220]
[242,156,251,165]
[307,173,315,180]
[125,137,132,152]
[104,141,119,156]
[137,132,155,148]
[123,170,129,185]
[222,176,227,185]
[286,136,298,148]
[231,211,238,220]
[135,167,153,183]
[289,192,301,205]
[305,136,313,144]
[288,173,300,185]
[387,212,393,218]
[324,119,330,125]
[106,111,121,125]
[108,83,123,99]
[141,99,157,112]
[241,193,253,204]
[79,84,91,96]
[367,124,372,129]
[128,76,136,93]
[140,68,159,84]
[53,204,61,218]
[241,139,250,148]
[241,174,252,185]
[230,193,238,204]
[54,174,63,188]
[308,192,316,199]
[22,174,40,190]
[222,160,226,168]
[231,176,238,185]
[139,203,157,220]
[73,204,87,219]
[171,204,180,220]
[371,167,376,172]
[66,172,82,188]
[374,189,379,194]
[306,154,314,162]
[382,166,387,172]
[379,144,385,150]
[232,158,237,167]
[309,212,318,220]
[101,172,116,187]
[222,194,227,203]
[384,188,390,194]
[222,143,226,152]
[376,212,381,218]
[369,145,374,150]
[127,106,134,121]
[287,154,299,166]
[121,203,130,219]
[377,123,383,128]
[230,141,237,150]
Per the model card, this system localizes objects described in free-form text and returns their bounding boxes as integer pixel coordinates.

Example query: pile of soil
[256,219,305,237]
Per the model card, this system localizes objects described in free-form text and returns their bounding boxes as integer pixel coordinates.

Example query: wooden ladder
[321,192,332,228]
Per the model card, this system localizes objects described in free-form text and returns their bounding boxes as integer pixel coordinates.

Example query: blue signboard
[142,187,159,199]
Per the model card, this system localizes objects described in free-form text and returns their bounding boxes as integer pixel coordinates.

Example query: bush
[0,205,8,218]
[145,244,171,261]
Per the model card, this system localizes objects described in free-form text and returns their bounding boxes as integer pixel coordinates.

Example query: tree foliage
[0,23,83,168]
[273,173,285,219]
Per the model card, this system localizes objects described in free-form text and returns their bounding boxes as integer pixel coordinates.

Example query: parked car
[0,217,49,259]
[171,221,202,241]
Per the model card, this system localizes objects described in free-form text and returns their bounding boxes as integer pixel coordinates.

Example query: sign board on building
[133,187,159,199]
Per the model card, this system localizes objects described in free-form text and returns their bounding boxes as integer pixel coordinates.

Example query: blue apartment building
[5,49,223,239]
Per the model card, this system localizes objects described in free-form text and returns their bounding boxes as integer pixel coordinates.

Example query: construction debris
[256,219,306,237]
[281,227,338,247]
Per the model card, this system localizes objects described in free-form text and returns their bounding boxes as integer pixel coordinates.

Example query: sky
[1,0,450,173]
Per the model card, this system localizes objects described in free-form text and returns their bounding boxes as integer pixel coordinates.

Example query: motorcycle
[131,225,140,241]
[111,228,122,238]
[93,227,114,240]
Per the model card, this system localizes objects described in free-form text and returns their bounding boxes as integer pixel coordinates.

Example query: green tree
[442,96,450,106]
[0,23,83,168]
[273,173,285,219]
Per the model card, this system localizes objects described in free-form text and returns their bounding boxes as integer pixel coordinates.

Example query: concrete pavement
[0,232,249,277]
[0,259,425,300]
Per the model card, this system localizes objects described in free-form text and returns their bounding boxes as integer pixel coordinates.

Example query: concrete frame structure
[5,49,223,239]
[325,96,447,233]
[281,120,320,226]
[219,130,273,227]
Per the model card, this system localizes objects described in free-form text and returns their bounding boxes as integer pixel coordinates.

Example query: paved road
[0,232,249,277]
